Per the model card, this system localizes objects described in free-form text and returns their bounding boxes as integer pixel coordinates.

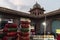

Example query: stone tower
[29,2,45,35]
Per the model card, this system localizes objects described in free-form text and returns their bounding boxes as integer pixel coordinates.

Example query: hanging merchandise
[21,24,29,28]
[17,31,21,35]
[0,31,3,34]
[3,22,18,40]
[20,28,29,32]
[7,32,17,37]
[5,23,17,28]
[20,21,30,24]
[20,20,30,40]
[20,36,30,40]
[21,38,29,40]
[2,36,8,40]
[5,24,9,28]
[12,24,17,28]
[20,32,29,37]
[8,28,17,32]
[3,27,8,32]
[0,31,6,38]
[5,23,12,28]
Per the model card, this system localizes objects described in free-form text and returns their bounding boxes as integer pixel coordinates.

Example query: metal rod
[43,14,46,40]
[44,15,46,35]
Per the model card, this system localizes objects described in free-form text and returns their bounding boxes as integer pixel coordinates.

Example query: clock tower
[29,2,45,16]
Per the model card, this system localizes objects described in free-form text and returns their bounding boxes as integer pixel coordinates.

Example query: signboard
[56,29,60,34]
[33,35,54,40]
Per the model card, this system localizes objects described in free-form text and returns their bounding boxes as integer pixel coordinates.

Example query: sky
[0,0,60,13]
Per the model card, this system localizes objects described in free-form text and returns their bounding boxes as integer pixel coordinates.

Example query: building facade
[0,2,60,38]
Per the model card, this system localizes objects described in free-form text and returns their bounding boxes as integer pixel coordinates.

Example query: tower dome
[29,2,45,15]
[33,2,41,8]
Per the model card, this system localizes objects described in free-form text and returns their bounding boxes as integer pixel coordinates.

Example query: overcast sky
[0,0,60,13]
